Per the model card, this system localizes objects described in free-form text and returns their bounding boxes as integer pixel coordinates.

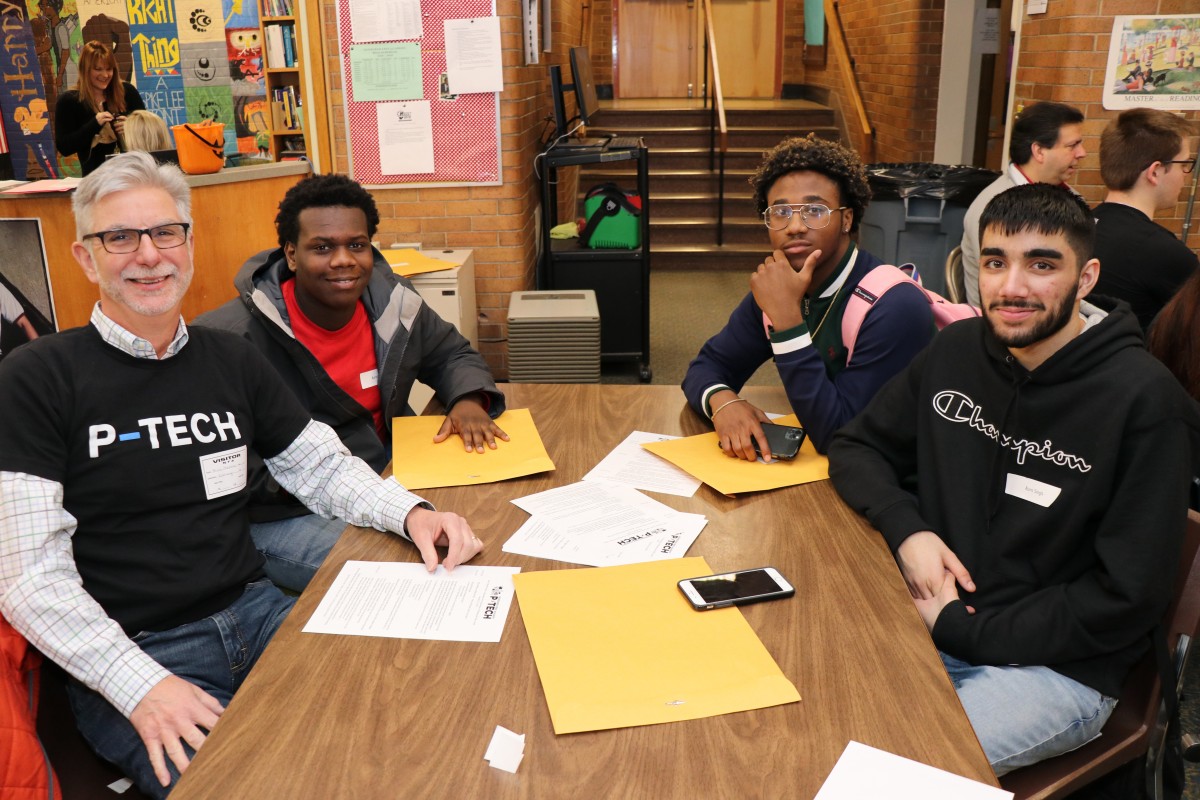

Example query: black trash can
[858,163,999,295]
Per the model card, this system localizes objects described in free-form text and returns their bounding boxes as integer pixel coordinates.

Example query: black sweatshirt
[829,301,1200,696]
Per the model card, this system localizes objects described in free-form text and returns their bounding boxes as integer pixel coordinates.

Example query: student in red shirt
[197,175,505,590]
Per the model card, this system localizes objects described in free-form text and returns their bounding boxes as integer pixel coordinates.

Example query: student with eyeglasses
[1092,108,1198,332]
[682,134,936,457]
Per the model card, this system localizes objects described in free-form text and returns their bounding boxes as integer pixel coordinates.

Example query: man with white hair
[0,152,484,796]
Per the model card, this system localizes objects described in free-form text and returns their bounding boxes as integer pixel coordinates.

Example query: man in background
[1092,108,1197,331]
[960,102,1086,305]
[196,174,504,590]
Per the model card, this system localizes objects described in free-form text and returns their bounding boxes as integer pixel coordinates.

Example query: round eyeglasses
[82,223,191,254]
[762,203,849,231]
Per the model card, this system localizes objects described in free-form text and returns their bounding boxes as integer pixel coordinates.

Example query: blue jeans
[940,652,1117,776]
[66,579,296,798]
[249,513,347,591]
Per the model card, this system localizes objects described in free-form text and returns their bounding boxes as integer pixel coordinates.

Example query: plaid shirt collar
[89,302,189,360]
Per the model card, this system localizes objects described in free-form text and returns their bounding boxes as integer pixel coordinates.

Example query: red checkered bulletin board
[335,0,501,187]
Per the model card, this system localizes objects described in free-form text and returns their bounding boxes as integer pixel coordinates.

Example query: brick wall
[781,0,805,86]
[591,0,614,89]
[317,0,588,378]
[1013,1,1199,240]
[802,0,944,163]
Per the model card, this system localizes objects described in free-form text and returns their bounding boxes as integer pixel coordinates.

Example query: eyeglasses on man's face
[762,203,849,231]
[1161,157,1197,174]
[83,223,191,254]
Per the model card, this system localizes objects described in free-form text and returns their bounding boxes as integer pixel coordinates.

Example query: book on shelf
[261,0,294,17]
[282,25,295,67]
[264,24,285,68]
[271,85,302,131]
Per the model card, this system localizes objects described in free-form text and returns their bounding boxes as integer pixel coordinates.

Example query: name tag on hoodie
[1005,473,1061,507]
[360,369,379,390]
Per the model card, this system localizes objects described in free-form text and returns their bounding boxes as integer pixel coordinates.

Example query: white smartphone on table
[677,566,794,611]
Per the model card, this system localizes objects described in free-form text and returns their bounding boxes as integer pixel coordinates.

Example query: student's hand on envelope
[405,507,484,572]
[711,390,773,463]
[433,395,510,453]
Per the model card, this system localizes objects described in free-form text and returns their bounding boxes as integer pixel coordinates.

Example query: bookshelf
[258,0,329,166]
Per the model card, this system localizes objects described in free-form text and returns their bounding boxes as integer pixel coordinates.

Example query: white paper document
[815,741,1013,799]
[376,101,435,175]
[303,561,520,642]
[504,482,706,567]
[582,431,701,497]
[349,0,421,43]
[444,17,504,94]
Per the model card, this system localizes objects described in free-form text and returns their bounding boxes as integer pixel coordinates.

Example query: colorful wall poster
[1104,15,1200,111]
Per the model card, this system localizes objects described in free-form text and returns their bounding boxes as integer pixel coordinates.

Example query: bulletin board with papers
[335,0,502,187]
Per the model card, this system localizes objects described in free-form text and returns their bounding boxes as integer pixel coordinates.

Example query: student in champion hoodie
[829,183,1200,777]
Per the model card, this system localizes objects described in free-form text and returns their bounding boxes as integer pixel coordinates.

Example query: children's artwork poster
[0,0,260,179]
[336,0,501,187]
[1104,15,1200,111]
[0,218,58,362]
[225,25,266,153]
[0,0,60,179]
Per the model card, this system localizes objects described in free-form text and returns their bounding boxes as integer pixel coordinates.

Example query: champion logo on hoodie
[932,390,1092,473]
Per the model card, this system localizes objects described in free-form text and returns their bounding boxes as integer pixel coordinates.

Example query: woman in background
[54,40,144,175]
[1147,271,1200,401]
[1146,272,1200,509]
[122,110,171,153]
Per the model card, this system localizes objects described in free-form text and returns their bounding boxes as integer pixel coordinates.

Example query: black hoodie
[830,300,1200,696]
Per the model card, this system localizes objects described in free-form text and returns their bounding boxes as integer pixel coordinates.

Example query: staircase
[583,102,839,270]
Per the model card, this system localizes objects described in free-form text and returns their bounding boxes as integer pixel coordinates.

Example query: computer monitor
[549,47,602,140]
[569,46,600,127]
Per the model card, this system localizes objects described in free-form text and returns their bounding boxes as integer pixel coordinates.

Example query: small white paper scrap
[815,741,1013,799]
[484,725,526,773]
[107,777,133,793]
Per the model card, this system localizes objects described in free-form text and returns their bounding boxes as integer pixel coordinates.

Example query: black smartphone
[753,423,806,460]
[678,567,795,611]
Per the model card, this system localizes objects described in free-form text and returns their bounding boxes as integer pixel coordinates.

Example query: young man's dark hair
[274,174,382,247]
[1100,108,1195,192]
[749,134,871,234]
[978,183,1096,266]
[1008,102,1085,165]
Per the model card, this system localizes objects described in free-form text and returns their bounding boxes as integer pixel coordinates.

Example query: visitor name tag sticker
[361,369,379,389]
[200,445,248,500]
[1004,473,1060,507]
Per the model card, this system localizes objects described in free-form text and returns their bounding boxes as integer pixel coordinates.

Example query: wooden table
[171,384,997,798]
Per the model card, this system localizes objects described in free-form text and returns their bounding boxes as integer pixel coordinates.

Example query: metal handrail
[700,0,729,245]
[825,0,874,160]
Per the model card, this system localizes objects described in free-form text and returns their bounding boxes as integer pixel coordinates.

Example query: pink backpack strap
[842,265,916,364]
